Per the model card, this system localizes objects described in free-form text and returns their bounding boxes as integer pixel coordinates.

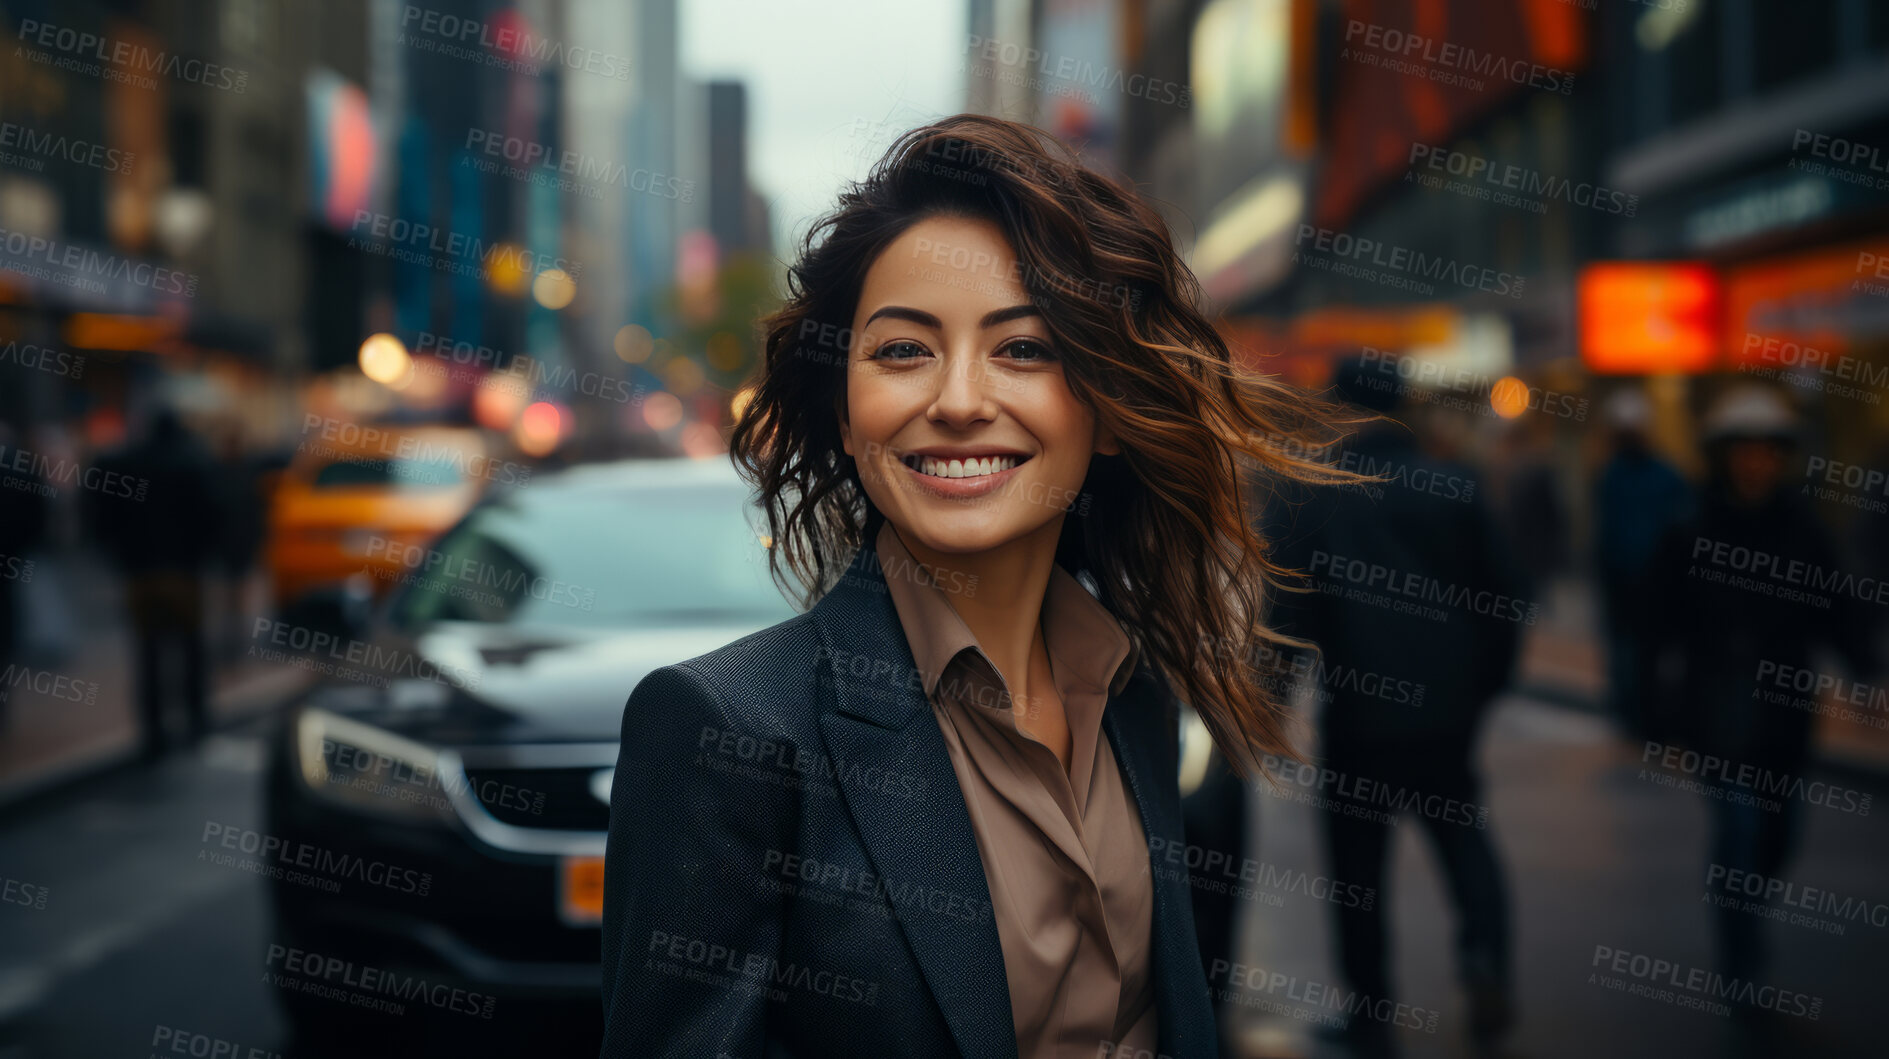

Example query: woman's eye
[870,340,929,361]
[999,339,1057,362]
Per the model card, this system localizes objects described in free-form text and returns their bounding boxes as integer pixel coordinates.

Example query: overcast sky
[680,0,968,257]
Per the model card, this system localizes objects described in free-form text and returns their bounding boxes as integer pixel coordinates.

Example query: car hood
[300,619,770,746]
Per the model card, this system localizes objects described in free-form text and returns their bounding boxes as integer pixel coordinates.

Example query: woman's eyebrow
[862,305,941,329]
[860,304,1041,330]
[979,304,1040,328]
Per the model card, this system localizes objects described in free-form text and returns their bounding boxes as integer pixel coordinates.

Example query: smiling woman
[600,114,1363,1059]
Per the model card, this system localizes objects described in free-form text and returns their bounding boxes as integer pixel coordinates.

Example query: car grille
[459,765,611,832]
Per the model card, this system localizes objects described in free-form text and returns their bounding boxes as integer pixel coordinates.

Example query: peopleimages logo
[1258,753,1491,830]
[760,849,990,923]
[1640,741,1872,816]
[398,5,631,80]
[0,122,134,173]
[2,875,49,911]
[1704,863,1889,933]
[249,617,482,691]
[0,339,85,379]
[1308,549,1541,626]
[1689,535,1889,607]
[1590,945,1822,1020]
[1146,836,1376,909]
[0,226,200,296]
[0,442,149,501]
[200,821,433,897]
[149,1025,278,1059]
[1342,19,1574,94]
[1407,144,1636,216]
[13,19,250,92]
[1209,959,1441,1033]
[265,943,496,1019]
[363,535,598,612]
[1295,225,1526,299]
[347,210,581,281]
[462,129,695,203]
[646,930,881,1006]
[0,663,99,705]
[962,35,1190,109]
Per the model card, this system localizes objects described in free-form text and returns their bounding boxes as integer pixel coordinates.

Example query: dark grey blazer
[599,541,1219,1058]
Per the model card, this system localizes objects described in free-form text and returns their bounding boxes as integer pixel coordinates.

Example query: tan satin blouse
[874,523,1158,1059]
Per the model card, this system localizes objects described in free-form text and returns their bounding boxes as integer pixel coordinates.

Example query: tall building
[705,81,769,256]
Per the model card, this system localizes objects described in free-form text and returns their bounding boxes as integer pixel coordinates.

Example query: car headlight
[1177,705,1213,798]
[294,707,456,825]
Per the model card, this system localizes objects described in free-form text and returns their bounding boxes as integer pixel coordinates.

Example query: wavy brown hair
[729,114,1365,776]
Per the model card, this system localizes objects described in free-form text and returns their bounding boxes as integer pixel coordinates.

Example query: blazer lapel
[811,544,1017,1059]
[1104,680,1219,1059]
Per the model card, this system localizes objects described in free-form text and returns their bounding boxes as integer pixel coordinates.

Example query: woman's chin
[889,509,1056,559]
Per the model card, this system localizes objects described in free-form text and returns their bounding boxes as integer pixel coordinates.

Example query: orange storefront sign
[1724,236,1889,366]
[1578,262,1720,374]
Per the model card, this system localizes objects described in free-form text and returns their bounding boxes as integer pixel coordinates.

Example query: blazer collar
[1101,673,1220,1059]
[809,541,1215,1059]
[810,542,1017,1058]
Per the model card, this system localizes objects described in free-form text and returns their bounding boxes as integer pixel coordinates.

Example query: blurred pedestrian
[86,407,226,759]
[1494,413,1568,586]
[1266,355,1527,1058]
[210,422,268,662]
[1593,389,1691,739]
[1638,386,1877,1009]
[0,419,52,726]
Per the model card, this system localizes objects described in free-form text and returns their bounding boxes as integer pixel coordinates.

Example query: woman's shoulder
[675,610,822,692]
[627,611,824,739]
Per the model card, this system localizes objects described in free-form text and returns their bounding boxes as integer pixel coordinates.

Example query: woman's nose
[926,353,998,426]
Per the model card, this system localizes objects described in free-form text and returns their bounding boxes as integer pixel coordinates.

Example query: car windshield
[386,481,798,630]
[312,456,464,489]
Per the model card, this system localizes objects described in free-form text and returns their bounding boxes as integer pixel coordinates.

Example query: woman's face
[839,214,1116,557]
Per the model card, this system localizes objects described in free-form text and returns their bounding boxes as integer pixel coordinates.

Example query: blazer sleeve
[600,663,801,1058]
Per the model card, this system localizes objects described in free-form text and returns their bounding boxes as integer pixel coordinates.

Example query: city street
[1233,699,1889,1059]
[0,724,288,1059]
[5,0,1889,1055]
[4,688,1883,1058]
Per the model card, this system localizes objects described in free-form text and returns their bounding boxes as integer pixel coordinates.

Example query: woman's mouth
[900,454,1027,479]
[894,451,1032,499]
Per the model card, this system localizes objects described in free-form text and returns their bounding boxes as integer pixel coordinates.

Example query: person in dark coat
[1265,355,1528,1057]
[0,419,52,725]
[1638,386,1878,1002]
[87,407,226,758]
[1594,388,1692,739]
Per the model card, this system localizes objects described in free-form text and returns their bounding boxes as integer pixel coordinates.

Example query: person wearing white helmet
[1637,384,1878,1045]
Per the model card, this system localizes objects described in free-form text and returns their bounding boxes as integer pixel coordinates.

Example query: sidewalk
[1513,576,1889,774]
[0,551,312,810]
[1224,692,1889,1059]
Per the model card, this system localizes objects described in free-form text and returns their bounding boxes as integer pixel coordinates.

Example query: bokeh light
[515,401,566,457]
[641,391,684,432]
[357,333,412,387]
[663,356,706,397]
[532,268,577,310]
[1490,376,1530,418]
[680,420,725,458]
[472,372,531,430]
[706,331,744,372]
[483,242,532,296]
[614,324,655,363]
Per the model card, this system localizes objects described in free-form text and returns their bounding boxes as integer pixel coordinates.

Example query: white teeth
[912,455,1019,479]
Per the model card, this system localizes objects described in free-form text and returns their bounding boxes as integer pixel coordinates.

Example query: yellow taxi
[266,424,498,608]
